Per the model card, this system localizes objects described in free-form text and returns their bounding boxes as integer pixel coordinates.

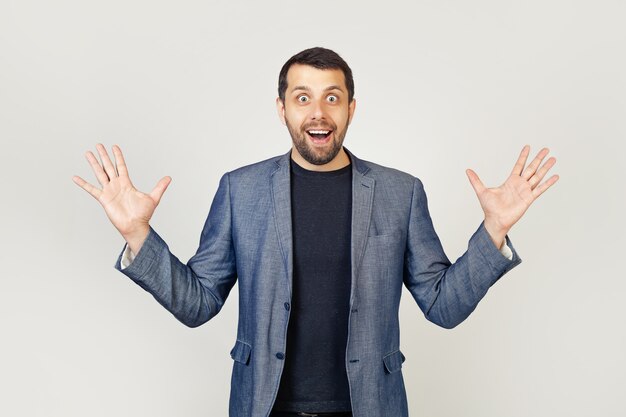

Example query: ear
[276,97,286,126]
[347,98,356,125]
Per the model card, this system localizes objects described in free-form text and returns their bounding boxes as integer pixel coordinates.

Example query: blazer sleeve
[114,173,237,328]
[402,177,522,329]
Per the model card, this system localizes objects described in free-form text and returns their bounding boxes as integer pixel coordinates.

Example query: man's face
[276,64,356,167]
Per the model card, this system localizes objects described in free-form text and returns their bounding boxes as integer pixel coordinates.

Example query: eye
[327,95,338,103]
[297,95,309,103]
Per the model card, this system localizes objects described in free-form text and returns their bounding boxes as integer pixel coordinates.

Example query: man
[73,47,559,417]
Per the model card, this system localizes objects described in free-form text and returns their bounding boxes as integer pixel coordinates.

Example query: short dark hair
[278,47,354,103]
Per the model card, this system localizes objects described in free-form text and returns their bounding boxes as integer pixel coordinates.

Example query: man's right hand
[72,143,171,255]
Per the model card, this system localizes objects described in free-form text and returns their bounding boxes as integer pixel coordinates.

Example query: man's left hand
[465,145,559,249]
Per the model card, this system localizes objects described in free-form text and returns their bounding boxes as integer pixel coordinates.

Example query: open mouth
[306,129,333,143]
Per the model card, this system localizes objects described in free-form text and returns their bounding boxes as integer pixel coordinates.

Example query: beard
[285,115,350,166]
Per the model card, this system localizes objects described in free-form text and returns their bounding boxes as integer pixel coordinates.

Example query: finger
[529,157,556,189]
[72,175,102,200]
[511,145,531,176]
[149,176,172,205]
[532,174,559,199]
[522,147,550,180]
[112,144,130,181]
[466,169,486,195]
[96,143,118,179]
[86,150,110,186]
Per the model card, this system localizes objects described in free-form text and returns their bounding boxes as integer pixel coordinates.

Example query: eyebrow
[291,85,345,94]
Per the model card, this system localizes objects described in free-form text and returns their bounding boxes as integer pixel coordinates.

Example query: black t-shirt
[272,157,353,413]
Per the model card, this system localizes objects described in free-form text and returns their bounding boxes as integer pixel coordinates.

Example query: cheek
[284,108,306,125]
[331,108,350,127]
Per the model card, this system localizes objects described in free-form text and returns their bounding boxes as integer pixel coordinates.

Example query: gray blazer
[115,147,522,417]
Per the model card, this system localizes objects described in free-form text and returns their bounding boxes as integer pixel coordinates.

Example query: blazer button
[284,302,290,311]
[276,352,285,360]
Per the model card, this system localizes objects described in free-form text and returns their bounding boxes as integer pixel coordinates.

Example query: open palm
[73,144,171,240]
[466,145,559,232]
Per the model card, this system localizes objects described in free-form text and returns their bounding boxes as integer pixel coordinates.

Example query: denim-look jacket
[115,147,522,417]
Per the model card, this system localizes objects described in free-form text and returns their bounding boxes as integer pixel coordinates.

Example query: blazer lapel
[271,150,294,297]
[345,148,375,303]
[270,147,374,301]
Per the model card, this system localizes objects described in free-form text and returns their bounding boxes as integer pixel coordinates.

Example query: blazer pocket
[367,230,402,240]
[382,349,406,374]
[230,340,252,365]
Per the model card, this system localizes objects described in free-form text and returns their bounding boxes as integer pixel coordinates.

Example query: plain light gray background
[1,0,624,416]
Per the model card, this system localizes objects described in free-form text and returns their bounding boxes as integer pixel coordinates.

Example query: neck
[290,146,351,172]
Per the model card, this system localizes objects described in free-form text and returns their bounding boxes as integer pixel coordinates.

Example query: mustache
[302,123,335,131]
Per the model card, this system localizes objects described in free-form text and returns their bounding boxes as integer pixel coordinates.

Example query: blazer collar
[272,146,371,177]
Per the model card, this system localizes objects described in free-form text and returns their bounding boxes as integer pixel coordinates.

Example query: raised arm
[404,145,558,329]
[73,144,237,327]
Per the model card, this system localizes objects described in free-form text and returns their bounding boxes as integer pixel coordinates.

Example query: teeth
[308,130,330,134]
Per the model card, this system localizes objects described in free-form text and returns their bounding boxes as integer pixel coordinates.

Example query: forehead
[286,64,346,93]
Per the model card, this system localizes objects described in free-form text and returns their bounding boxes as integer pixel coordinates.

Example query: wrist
[122,224,150,255]
[483,218,509,249]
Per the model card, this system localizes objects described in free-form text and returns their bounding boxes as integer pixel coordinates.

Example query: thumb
[466,169,486,195]
[149,176,172,205]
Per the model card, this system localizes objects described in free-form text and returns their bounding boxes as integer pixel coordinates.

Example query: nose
[309,99,325,120]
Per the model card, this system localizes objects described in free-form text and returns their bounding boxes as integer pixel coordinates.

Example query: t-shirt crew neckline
[289,155,352,178]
